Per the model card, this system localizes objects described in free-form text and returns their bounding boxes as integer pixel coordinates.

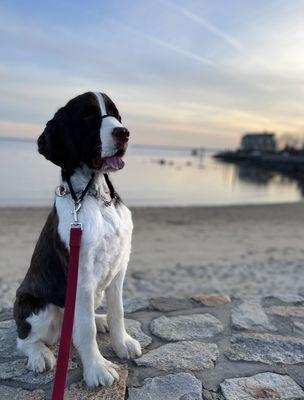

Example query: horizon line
[0,135,223,152]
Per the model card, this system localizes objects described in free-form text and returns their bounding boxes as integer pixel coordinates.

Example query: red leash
[51,224,82,400]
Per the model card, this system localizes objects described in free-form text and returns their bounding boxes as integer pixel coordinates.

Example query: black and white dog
[13,92,141,387]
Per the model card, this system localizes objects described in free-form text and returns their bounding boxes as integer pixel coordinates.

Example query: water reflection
[237,163,304,199]
[237,165,274,185]
[295,178,304,198]
[210,157,303,204]
[1,139,303,206]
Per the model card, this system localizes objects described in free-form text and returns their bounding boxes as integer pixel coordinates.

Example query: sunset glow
[0,0,303,148]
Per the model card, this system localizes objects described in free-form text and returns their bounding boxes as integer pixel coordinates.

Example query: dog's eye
[81,105,98,119]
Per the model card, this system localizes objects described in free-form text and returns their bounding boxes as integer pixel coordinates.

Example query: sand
[1,202,304,307]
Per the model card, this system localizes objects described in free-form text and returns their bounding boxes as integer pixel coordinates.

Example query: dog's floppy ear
[37,108,78,172]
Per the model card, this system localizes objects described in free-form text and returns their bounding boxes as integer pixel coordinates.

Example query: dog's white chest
[56,196,133,295]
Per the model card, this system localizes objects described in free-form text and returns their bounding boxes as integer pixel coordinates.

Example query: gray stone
[0,319,21,358]
[231,300,276,332]
[150,297,194,312]
[128,372,202,400]
[226,332,304,364]
[125,318,152,348]
[0,308,13,321]
[191,295,231,307]
[266,306,304,318]
[14,368,60,385]
[267,294,304,303]
[150,314,223,341]
[0,357,77,385]
[136,341,219,371]
[124,298,151,313]
[0,385,45,399]
[97,318,152,357]
[294,320,304,336]
[0,359,28,379]
[202,390,225,400]
[220,372,304,400]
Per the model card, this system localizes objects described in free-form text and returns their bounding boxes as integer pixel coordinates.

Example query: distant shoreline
[0,135,222,153]
[0,135,35,143]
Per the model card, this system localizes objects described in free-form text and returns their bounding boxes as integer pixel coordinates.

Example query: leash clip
[71,202,83,230]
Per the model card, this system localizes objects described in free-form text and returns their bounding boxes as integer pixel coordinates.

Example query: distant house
[240,132,276,152]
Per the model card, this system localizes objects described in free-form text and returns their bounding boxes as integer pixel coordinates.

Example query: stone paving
[1,295,304,399]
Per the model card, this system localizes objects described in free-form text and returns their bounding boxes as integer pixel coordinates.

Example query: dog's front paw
[112,334,142,360]
[84,356,119,388]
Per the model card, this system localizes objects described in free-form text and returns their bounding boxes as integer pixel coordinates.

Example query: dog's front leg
[73,273,118,388]
[106,268,142,359]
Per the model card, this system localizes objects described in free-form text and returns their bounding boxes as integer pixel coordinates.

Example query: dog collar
[55,174,117,207]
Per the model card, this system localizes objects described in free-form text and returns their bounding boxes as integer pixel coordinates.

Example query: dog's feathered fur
[13,92,141,387]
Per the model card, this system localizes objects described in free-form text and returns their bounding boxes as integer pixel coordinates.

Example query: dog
[13,91,142,388]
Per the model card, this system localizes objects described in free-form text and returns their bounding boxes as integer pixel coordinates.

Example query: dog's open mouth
[92,156,125,171]
[103,156,125,171]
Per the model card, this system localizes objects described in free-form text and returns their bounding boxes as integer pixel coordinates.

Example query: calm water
[1,139,302,207]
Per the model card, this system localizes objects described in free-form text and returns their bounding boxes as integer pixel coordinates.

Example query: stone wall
[1,295,304,399]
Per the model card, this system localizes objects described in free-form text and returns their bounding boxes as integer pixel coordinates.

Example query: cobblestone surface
[0,385,45,399]
[266,305,304,318]
[231,300,277,332]
[135,340,219,371]
[150,314,223,341]
[220,372,304,400]
[1,295,304,399]
[128,372,203,400]
[226,332,304,364]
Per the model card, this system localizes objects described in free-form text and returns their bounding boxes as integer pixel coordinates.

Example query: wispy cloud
[160,0,294,80]
[0,120,43,138]
[112,20,215,66]
[0,0,303,147]
[161,0,243,52]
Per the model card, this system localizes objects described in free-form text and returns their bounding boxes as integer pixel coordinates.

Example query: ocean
[1,138,302,207]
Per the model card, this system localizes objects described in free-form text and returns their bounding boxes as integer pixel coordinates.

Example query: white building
[240,132,276,152]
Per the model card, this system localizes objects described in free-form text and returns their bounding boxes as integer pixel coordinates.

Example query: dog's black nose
[112,127,130,143]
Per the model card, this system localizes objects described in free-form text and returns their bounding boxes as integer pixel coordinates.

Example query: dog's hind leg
[18,339,56,372]
[95,314,109,333]
[16,304,62,373]
[94,289,109,333]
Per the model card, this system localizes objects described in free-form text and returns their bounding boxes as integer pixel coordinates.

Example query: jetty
[214,132,304,176]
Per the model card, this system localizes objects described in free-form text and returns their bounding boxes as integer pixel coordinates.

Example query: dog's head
[37,92,129,173]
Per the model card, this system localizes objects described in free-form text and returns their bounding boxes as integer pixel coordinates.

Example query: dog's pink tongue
[104,156,125,171]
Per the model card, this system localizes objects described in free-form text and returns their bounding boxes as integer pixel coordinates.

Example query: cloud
[112,21,215,66]
[0,0,303,148]
[161,0,243,51]
[0,120,43,138]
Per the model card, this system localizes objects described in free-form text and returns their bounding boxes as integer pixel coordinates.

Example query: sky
[0,0,303,148]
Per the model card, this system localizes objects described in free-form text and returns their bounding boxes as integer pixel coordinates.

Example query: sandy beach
[1,202,304,307]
